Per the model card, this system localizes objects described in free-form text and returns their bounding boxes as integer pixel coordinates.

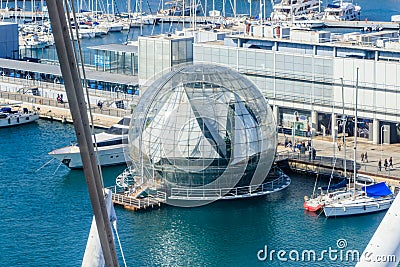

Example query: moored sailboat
[323,182,395,217]
[322,68,395,218]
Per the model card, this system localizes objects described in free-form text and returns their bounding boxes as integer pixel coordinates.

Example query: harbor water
[0,120,388,266]
[1,0,399,265]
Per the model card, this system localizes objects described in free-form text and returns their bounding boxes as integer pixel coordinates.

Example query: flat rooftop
[227,28,400,51]
[0,58,138,85]
[87,43,138,54]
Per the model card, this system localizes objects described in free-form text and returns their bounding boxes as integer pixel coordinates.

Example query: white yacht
[19,34,48,49]
[0,106,40,128]
[322,1,361,21]
[270,0,322,21]
[49,116,131,169]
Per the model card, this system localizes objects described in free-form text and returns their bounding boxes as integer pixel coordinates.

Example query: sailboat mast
[249,0,251,18]
[341,77,347,178]
[205,0,207,19]
[353,68,359,188]
[46,0,119,266]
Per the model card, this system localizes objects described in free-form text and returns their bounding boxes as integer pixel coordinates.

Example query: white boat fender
[343,206,346,212]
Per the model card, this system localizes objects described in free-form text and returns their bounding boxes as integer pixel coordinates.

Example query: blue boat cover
[362,182,392,198]
[327,3,340,8]
[321,179,347,190]
[0,107,11,112]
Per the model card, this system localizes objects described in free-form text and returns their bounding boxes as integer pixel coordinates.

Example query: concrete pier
[0,87,130,128]
[323,20,400,30]
[277,134,400,186]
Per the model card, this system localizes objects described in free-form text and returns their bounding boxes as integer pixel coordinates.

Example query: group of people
[378,157,393,171]
[284,138,312,152]
[56,94,64,104]
[284,137,316,160]
[361,152,368,162]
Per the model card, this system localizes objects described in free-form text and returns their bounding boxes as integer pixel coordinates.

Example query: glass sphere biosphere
[129,63,277,205]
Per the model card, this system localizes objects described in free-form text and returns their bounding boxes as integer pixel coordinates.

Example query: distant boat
[291,17,325,28]
[322,0,361,21]
[19,34,48,49]
[270,0,322,21]
[48,116,130,169]
[158,0,200,16]
[0,105,39,128]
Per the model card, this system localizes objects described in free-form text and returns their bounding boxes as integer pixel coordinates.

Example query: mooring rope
[34,158,55,172]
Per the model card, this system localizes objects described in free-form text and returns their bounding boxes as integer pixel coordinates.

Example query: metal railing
[108,185,167,209]
[0,90,131,118]
[170,171,290,200]
[275,150,400,178]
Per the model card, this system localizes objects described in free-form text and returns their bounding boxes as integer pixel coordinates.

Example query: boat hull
[0,113,39,127]
[323,196,394,217]
[304,201,323,212]
[49,144,129,169]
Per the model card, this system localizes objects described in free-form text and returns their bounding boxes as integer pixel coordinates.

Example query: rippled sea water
[0,120,388,266]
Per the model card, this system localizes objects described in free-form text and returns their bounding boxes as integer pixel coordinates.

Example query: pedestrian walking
[337,142,341,151]
[361,152,364,162]
[389,157,393,168]
[364,152,368,162]
[312,148,316,160]
[378,160,382,171]
[384,159,388,171]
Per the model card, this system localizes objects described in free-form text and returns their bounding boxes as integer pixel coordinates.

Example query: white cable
[112,222,127,267]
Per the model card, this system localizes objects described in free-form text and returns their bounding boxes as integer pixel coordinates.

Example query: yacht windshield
[105,126,129,135]
[117,117,131,126]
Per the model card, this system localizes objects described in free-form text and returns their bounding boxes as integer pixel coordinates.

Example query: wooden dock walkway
[109,187,167,211]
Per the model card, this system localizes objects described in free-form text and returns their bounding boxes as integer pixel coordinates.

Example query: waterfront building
[0,22,18,59]
[0,58,139,95]
[138,34,194,84]
[86,44,138,76]
[124,63,290,205]
[193,25,400,144]
[137,29,243,85]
